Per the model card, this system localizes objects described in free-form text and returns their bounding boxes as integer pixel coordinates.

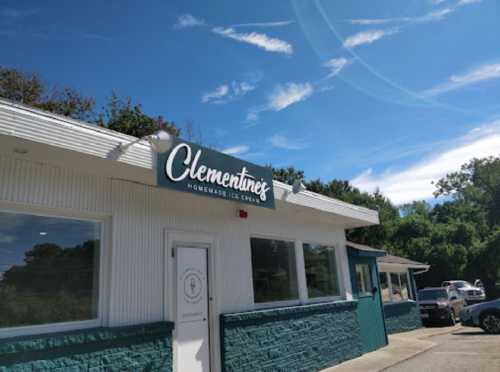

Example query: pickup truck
[442,280,486,304]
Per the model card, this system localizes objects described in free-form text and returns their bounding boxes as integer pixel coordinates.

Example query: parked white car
[442,280,486,304]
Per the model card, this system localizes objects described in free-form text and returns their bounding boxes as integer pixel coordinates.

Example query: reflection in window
[383,272,411,302]
[400,273,409,300]
[355,264,372,295]
[0,211,101,328]
[390,273,402,301]
[379,272,390,302]
[303,244,339,298]
[250,238,298,303]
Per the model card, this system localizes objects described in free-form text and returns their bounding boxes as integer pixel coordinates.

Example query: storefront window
[250,237,298,303]
[379,272,390,302]
[0,211,101,329]
[381,271,411,303]
[303,244,339,298]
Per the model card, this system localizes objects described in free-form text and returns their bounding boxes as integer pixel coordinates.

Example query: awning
[377,254,430,272]
[346,241,387,258]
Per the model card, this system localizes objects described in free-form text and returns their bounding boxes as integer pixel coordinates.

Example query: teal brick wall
[0,321,174,371]
[221,301,362,372]
[383,301,422,334]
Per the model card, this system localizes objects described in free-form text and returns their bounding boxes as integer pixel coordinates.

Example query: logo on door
[182,268,203,304]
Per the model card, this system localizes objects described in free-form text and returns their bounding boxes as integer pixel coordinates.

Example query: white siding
[0,154,351,323]
[0,155,111,214]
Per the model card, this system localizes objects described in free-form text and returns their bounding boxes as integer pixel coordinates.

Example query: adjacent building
[378,255,430,334]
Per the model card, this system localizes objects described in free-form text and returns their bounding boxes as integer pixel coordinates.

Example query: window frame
[250,234,345,309]
[0,204,110,339]
[379,269,413,304]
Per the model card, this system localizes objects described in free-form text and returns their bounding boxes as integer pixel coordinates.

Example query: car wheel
[480,312,500,334]
[448,309,456,326]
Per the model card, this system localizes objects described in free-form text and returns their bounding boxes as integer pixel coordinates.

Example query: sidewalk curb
[321,325,463,372]
[379,325,463,371]
[378,341,436,371]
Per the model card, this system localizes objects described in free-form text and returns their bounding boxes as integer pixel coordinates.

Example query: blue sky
[1,0,500,204]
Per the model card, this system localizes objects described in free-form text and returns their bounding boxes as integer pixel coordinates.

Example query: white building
[0,99,389,372]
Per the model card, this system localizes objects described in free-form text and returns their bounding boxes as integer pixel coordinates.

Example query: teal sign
[157,140,275,209]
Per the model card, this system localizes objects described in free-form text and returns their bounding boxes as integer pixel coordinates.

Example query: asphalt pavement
[385,327,500,372]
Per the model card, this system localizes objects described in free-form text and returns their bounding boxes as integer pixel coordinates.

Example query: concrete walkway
[321,325,463,372]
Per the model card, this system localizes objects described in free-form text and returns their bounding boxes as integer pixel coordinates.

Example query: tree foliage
[274,158,500,299]
[0,66,179,137]
[97,92,178,137]
[0,66,95,121]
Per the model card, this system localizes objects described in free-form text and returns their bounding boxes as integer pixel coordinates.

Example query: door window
[355,264,372,296]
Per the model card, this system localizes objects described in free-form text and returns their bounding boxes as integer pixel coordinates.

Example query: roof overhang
[347,241,386,258]
[0,99,379,228]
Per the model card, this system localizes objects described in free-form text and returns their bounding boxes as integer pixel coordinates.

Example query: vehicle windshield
[453,281,472,288]
[419,289,448,301]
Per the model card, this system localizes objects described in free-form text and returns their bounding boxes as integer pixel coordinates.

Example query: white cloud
[350,19,396,25]
[268,134,308,150]
[416,7,454,22]
[457,0,481,5]
[350,0,481,27]
[343,29,397,49]
[201,80,257,104]
[174,14,206,29]
[222,145,250,155]
[351,121,500,205]
[423,63,500,96]
[212,27,293,54]
[323,58,349,78]
[269,82,313,111]
[231,20,294,28]
[201,85,229,103]
[246,82,314,122]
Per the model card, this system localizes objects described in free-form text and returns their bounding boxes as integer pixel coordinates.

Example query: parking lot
[386,327,500,372]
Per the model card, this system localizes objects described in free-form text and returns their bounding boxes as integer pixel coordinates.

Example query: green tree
[272,167,304,185]
[0,66,180,137]
[0,66,95,121]
[97,92,178,137]
[0,67,43,105]
[435,157,500,226]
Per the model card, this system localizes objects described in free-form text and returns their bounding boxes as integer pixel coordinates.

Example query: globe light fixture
[118,130,174,154]
[292,179,306,194]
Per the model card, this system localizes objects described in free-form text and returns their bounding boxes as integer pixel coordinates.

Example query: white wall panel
[0,155,111,214]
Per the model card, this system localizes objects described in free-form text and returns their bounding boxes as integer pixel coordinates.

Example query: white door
[175,246,210,372]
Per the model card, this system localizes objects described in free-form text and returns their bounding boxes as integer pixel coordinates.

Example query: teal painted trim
[222,300,358,324]
[383,301,422,334]
[373,261,389,346]
[347,252,388,353]
[0,321,174,371]
[221,300,362,372]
